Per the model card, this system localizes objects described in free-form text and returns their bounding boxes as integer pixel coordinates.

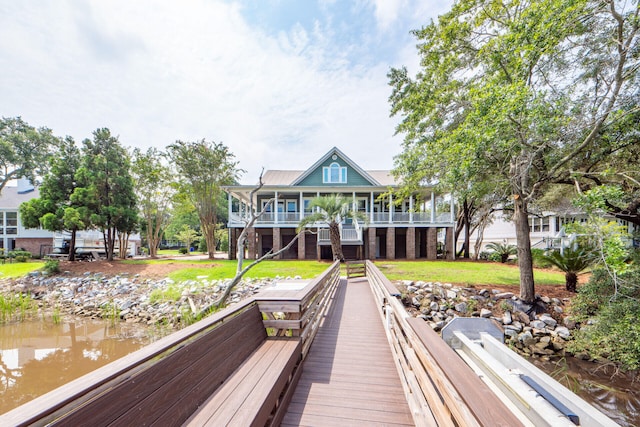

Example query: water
[532,357,640,427]
[0,319,158,414]
[2,320,638,424]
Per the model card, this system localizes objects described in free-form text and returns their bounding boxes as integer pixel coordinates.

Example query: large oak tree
[390,0,640,302]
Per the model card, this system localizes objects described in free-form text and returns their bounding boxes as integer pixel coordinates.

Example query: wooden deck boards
[282,277,415,427]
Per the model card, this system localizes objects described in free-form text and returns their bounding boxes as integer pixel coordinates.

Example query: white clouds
[0,0,449,183]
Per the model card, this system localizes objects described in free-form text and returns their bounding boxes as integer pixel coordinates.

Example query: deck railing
[0,262,341,426]
[364,260,524,427]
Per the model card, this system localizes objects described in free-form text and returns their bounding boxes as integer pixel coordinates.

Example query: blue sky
[0,0,452,184]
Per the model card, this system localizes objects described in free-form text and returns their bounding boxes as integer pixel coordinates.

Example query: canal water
[0,319,166,414]
[1,319,638,425]
[532,357,639,427]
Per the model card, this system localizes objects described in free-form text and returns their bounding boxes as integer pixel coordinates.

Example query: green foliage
[0,116,58,195]
[178,247,189,255]
[43,259,61,274]
[389,0,640,305]
[0,293,37,324]
[298,194,368,262]
[131,147,174,258]
[569,298,640,371]
[542,246,594,292]
[8,250,31,260]
[485,242,517,263]
[149,284,184,304]
[531,248,553,269]
[167,139,240,259]
[72,128,138,261]
[569,259,640,371]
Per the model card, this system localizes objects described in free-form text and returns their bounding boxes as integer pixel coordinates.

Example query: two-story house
[225,147,456,261]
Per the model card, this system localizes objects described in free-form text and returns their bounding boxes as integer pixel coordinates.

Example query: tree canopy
[167,139,240,260]
[390,0,640,302]
[19,137,85,260]
[0,116,58,194]
[131,147,174,258]
[72,129,138,261]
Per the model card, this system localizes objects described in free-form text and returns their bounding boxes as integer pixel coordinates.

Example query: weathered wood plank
[283,278,414,426]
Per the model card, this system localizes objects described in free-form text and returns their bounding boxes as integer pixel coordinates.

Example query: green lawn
[0,257,565,288]
[0,261,46,279]
[375,260,565,286]
[164,260,333,282]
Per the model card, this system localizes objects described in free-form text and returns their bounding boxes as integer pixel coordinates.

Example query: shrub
[8,250,31,260]
[531,248,553,269]
[569,261,640,371]
[43,259,61,274]
[569,298,640,371]
[485,242,517,263]
[178,247,189,255]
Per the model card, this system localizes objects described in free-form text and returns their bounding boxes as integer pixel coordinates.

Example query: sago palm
[485,242,517,263]
[542,247,594,292]
[297,194,367,262]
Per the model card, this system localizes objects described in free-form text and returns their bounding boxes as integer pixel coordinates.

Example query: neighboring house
[0,178,53,255]
[461,210,637,256]
[224,147,456,261]
[0,178,141,257]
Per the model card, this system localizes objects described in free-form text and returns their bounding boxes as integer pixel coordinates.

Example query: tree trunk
[514,196,535,303]
[203,222,216,260]
[565,272,578,293]
[329,222,344,262]
[69,228,77,262]
[463,199,471,259]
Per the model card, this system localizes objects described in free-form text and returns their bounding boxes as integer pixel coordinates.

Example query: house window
[322,162,347,184]
[286,201,297,213]
[303,199,313,213]
[2,212,18,235]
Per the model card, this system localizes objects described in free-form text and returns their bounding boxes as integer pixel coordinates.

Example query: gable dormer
[293,147,380,187]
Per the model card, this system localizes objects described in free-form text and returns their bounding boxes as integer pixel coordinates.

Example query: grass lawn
[160,260,334,282]
[375,260,565,286]
[0,261,45,279]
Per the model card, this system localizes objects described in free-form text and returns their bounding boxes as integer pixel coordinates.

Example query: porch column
[370,192,374,223]
[248,227,257,260]
[406,227,416,260]
[368,227,376,260]
[299,192,304,221]
[386,228,395,260]
[389,194,393,224]
[228,228,236,260]
[431,192,435,223]
[445,227,455,260]
[297,230,306,260]
[427,227,437,260]
[273,227,281,259]
[228,192,232,223]
[274,191,279,224]
[409,195,414,223]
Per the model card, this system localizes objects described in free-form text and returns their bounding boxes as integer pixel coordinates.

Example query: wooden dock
[282,277,414,426]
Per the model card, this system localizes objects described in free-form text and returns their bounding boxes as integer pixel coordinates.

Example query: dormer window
[323,162,347,184]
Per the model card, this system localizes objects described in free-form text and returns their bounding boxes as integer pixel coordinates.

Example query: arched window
[323,162,347,183]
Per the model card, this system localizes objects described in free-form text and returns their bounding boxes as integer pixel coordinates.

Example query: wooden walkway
[282,277,415,426]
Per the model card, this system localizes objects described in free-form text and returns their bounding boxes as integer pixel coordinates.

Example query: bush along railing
[365,260,523,427]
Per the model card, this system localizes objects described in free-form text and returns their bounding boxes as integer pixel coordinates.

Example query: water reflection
[0,320,154,414]
[532,357,640,427]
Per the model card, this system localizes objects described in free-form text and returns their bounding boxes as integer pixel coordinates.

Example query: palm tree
[297,194,367,262]
[485,242,517,263]
[542,246,594,292]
